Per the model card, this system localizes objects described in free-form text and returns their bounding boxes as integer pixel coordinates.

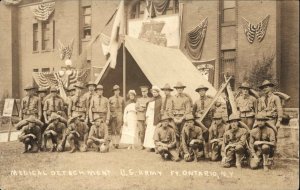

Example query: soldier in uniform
[180,114,205,162]
[236,82,257,129]
[19,85,42,120]
[193,85,214,158]
[257,80,283,128]
[18,116,43,153]
[42,113,67,152]
[36,87,49,133]
[62,115,89,153]
[68,82,88,120]
[135,86,151,148]
[222,114,249,169]
[160,83,174,118]
[89,85,110,126]
[171,82,192,146]
[83,81,97,124]
[43,87,65,123]
[109,85,125,148]
[249,112,276,171]
[209,113,226,161]
[153,114,179,162]
[87,117,110,153]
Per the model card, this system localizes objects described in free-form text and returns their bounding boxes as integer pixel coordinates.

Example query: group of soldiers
[16,79,283,171]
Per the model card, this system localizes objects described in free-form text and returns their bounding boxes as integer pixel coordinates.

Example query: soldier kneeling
[209,113,226,161]
[42,113,67,152]
[59,115,89,153]
[87,117,110,153]
[154,115,180,162]
[222,114,249,169]
[18,116,43,153]
[180,114,204,162]
[249,112,277,171]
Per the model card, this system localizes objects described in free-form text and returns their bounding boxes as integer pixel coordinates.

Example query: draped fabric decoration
[30,2,55,21]
[3,0,22,5]
[185,17,208,60]
[32,69,89,90]
[146,0,170,17]
[99,33,111,56]
[57,39,74,60]
[241,15,270,44]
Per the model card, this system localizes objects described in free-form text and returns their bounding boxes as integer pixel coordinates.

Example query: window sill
[82,38,91,42]
[41,49,54,53]
[221,22,236,27]
[32,51,39,54]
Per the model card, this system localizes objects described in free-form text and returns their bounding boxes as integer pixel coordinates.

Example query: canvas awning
[124,36,217,100]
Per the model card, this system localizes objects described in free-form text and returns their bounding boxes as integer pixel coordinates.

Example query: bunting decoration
[146,0,171,17]
[3,0,22,5]
[241,15,270,44]
[30,2,55,21]
[57,39,74,60]
[185,17,208,60]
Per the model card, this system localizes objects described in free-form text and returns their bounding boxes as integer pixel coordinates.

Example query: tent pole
[123,43,126,101]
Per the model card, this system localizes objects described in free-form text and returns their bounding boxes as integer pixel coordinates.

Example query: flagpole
[123,0,127,101]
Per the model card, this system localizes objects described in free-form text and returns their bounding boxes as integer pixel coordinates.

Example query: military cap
[195,85,209,92]
[26,116,39,124]
[24,84,37,91]
[68,115,82,124]
[259,80,275,89]
[174,82,186,89]
[213,113,223,119]
[50,86,58,92]
[74,82,85,89]
[37,87,48,93]
[128,90,136,96]
[184,114,194,121]
[93,116,104,122]
[161,83,173,91]
[48,113,61,124]
[95,85,104,90]
[112,85,120,91]
[239,82,251,89]
[86,81,97,87]
[151,85,160,93]
[255,112,269,121]
[227,114,241,123]
[161,114,171,121]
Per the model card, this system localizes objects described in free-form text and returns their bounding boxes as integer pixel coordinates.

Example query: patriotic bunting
[30,2,55,21]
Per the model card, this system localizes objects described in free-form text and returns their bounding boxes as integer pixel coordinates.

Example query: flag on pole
[108,0,125,69]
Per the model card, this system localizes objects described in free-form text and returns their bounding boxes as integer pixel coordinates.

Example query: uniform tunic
[20,95,41,119]
[89,95,110,122]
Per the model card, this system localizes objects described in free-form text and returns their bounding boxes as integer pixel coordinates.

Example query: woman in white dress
[119,90,138,149]
[143,86,162,151]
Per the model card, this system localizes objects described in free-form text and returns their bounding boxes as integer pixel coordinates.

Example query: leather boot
[263,154,270,171]
[235,153,242,169]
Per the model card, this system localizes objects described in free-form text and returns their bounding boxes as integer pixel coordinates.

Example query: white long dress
[143,101,156,148]
[119,103,138,145]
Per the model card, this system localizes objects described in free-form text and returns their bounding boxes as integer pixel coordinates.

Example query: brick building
[0,0,298,107]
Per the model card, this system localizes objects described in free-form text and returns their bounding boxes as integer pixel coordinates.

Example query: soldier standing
[153,115,179,161]
[236,82,257,129]
[193,85,214,158]
[171,82,192,146]
[68,82,88,119]
[249,112,277,171]
[18,116,43,153]
[63,115,89,153]
[19,85,42,120]
[87,117,110,153]
[180,114,205,162]
[109,85,125,149]
[257,80,283,128]
[209,113,226,161]
[89,85,110,126]
[136,86,151,148]
[222,114,249,169]
[83,81,97,124]
[43,113,67,152]
[43,87,65,123]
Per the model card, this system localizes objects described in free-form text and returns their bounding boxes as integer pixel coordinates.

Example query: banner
[128,14,180,48]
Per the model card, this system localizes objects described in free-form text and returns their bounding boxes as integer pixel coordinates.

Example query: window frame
[220,0,236,26]
[82,6,92,40]
[33,23,39,52]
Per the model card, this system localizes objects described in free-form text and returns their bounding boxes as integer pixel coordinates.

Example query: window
[33,68,39,72]
[41,68,50,72]
[130,0,179,19]
[221,0,236,24]
[82,6,92,39]
[42,21,50,50]
[33,23,39,51]
[220,49,236,88]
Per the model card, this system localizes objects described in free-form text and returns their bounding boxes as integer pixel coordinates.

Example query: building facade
[0,0,299,107]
